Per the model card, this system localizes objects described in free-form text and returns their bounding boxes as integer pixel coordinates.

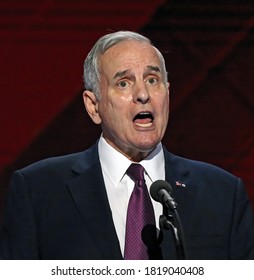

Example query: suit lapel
[160,148,192,259]
[66,144,123,259]
[163,148,192,210]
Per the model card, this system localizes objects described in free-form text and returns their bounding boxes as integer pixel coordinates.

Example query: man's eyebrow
[113,69,129,80]
[146,65,161,73]
[113,65,161,80]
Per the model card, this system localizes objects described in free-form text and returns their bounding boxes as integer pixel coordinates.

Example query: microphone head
[150,180,173,202]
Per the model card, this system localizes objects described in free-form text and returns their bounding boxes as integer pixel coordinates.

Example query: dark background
[1,0,254,219]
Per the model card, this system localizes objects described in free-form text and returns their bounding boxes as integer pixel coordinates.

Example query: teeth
[139,112,151,118]
[136,123,153,128]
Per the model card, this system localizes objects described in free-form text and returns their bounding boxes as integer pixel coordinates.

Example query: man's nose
[133,82,150,104]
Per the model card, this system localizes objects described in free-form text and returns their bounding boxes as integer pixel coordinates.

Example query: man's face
[84,40,170,161]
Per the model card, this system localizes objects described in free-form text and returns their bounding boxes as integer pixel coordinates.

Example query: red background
[1,0,254,219]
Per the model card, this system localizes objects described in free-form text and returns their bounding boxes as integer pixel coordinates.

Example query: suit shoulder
[17,143,98,178]
[9,144,98,192]
[19,151,84,174]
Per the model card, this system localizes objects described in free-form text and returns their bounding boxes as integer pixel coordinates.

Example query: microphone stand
[159,205,187,260]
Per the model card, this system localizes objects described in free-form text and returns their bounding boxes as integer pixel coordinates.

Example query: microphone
[150,180,177,210]
[150,180,187,259]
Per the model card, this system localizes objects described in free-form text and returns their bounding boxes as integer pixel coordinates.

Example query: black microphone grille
[150,180,173,202]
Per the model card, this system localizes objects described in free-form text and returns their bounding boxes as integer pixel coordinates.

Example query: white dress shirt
[98,136,165,255]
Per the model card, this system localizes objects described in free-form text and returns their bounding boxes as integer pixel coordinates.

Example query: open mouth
[133,111,154,128]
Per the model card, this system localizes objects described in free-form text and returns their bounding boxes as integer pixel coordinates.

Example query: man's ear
[83,90,101,124]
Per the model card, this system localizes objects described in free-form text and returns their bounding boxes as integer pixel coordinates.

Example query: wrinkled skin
[83,40,170,162]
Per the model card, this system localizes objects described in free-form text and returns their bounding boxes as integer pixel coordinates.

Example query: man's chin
[132,141,160,155]
[135,137,161,150]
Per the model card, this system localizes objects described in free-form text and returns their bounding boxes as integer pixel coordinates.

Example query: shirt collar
[140,143,165,182]
[98,136,132,186]
[98,135,165,186]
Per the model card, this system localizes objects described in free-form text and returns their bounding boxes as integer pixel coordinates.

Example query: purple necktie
[124,163,156,260]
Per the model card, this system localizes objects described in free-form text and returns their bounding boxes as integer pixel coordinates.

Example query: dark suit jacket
[1,143,254,259]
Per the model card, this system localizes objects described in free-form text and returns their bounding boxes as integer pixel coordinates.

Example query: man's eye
[147,77,158,85]
[117,80,129,89]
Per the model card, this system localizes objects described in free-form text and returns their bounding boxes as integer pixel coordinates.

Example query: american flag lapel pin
[176,181,186,188]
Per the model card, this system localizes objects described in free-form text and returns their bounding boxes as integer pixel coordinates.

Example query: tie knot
[126,163,145,182]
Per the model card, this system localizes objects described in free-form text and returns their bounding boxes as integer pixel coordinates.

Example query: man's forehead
[99,41,162,75]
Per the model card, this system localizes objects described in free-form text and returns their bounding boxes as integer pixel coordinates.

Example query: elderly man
[1,31,254,259]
